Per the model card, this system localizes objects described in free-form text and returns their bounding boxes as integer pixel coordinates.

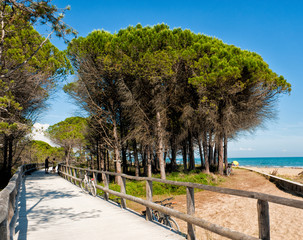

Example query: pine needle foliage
[66,24,291,179]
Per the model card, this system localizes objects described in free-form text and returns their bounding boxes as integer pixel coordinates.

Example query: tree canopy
[22,140,64,164]
[47,117,88,165]
[0,0,74,186]
[65,24,290,178]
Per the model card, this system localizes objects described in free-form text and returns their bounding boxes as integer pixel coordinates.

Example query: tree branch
[0,29,54,78]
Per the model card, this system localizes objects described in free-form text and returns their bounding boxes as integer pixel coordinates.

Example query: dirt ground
[169,169,303,240]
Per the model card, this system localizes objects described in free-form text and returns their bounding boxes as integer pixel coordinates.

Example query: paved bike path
[15,170,185,240]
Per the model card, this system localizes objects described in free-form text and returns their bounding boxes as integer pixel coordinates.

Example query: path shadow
[24,170,81,200]
[15,170,104,239]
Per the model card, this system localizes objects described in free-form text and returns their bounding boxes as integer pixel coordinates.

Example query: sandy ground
[245,166,303,178]
[169,168,303,240]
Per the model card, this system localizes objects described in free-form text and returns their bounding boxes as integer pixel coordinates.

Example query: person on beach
[45,156,49,173]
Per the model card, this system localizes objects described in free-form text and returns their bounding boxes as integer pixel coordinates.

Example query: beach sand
[171,168,303,240]
[244,166,303,177]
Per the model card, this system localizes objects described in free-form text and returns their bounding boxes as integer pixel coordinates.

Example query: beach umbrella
[232,161,239,166]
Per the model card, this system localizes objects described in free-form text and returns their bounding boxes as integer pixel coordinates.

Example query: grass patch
[96,171,222,199]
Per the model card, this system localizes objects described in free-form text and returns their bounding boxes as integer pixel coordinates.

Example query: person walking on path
[52,158,56,173]
[45,156,49,173]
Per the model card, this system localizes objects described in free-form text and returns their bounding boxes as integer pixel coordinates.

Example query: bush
[100,171,222,198]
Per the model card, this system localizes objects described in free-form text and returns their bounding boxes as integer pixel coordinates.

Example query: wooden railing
[58,164,303,240]
[0,163,42,240]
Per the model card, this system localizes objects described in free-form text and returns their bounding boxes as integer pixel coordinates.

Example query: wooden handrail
[58,164,303,240]
[0,163,41,240]
[59,165,303,209]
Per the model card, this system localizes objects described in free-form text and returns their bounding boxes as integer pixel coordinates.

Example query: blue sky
[36,0,303,158]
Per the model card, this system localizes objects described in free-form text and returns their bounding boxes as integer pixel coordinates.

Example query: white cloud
[29,123,58,147]
[239,147,255,151]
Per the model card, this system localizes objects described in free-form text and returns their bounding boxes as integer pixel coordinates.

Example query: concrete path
[15,170,185,240]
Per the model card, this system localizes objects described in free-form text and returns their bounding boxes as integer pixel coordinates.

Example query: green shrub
[98,171,221,198]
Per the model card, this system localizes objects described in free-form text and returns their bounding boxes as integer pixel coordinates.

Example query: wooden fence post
[103,173,109,201]
[66,166,68,180]
[8,189,16,240]
[64,166,67,179]
[69,167,73,184]
[72,168,76,185]
[70,167,73,183]
[67,167,70,181]
[93,172,97,185]
[187,187,195,240]
[10,175,21,240]
[74,169,79,186]
[257,199,270,240]
[146,180,153,221]
[120,176,127,209]
[0,219,8,240]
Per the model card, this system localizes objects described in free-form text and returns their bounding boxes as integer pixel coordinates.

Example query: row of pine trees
[65,24,290,179]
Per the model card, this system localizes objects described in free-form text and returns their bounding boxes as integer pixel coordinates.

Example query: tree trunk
[218,132,224,175]
[96,141,102,181]
[90,154,94,169]
[156,150,160,172]
[188,131,195,171]
[128,148,132,167]
[106,149,109,171]
[101,148,105,170]
[224,133,228,171]
[163,149,167,169]
[182,141,187,172]
[142,147,147,177]
[156,111,166,179]
[198,137,204,169]
[122,144,127,173]
[65,147,70,166]
[147,146,152,178]
[3,135,8,172]
[96,138,100,170]
[170,137,177,171]
[133,140,139,177]
[202,131,210,174]
[120,108,127,173]
[0,10,5,65]
[0,135,8,188]
[79,144,83,163]
[7,136,13,178]
[113,121,122,184]
[208,131,214,170]
[214,144,217,168]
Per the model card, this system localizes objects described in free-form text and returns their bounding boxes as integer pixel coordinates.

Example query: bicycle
[142,197,180,232]
[80,170,97,197]
[226,163,233,176]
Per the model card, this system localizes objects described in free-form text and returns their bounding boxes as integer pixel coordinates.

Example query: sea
[175,157,303,168]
